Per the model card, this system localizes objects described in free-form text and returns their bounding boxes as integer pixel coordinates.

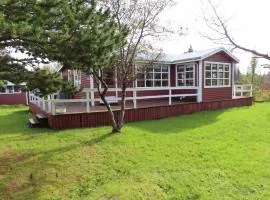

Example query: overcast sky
[157,0,270,74]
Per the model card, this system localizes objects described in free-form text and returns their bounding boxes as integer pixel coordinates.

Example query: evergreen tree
[187,45,194,53]
[0,0,127,98]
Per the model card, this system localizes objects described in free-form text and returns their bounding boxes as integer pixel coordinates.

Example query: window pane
[137,81,145,87]
[186,72,193,79]
[146,73,153,79]
[218,72,223,78]
[218,64,224,71]
[212,72,217,78]
[206,72,211,78]
[155,73,161,79]
[205,79,211,86]
[137,73,144,79]
[162,73,168,79]
[147,67,153,73]
[218,79,223,86]
[162,66,168,72]
[224,79,229,85]
[186,80,194,86]
[178,80,185,86]
[178,73,184,79]
[225,65,230,71]
[7,86,13,93]
[212,64,217,71]
[146,80,153,87]
[212,79,217,86]
[177,66,184,72]
[186,67,193,71]
[162,80,168,86]
[154,66,161,72]
[224,72,229,78]
[205,64,211,71]
[154,80,161,87]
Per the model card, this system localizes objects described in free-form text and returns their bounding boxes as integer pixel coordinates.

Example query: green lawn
[0,103,270,199]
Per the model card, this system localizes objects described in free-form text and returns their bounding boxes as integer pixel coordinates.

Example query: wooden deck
[29,97,253,129]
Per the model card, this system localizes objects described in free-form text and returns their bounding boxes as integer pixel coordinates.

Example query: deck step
[28,118,40,128]
[36,114,47,120]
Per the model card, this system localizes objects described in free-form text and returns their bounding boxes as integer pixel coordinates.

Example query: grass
[0,103,270,199]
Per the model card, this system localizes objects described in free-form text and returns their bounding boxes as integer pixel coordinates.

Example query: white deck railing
[29,87,199,115]
[233,84,253,97]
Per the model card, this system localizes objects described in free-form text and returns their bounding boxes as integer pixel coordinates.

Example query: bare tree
[201,0,270,60]
[96,0,174,132]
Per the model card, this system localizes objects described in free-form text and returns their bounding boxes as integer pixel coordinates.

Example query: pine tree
[0,0,127,98]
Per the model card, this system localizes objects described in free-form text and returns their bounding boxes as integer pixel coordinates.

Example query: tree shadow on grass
[126,109,226,134]
[0,131,114,200]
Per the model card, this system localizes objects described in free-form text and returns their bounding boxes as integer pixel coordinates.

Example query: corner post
[133,88,137,108]
[51,94,56,115]
[89,74,95,106]
[197,60,203,102]
[169,88,172,105]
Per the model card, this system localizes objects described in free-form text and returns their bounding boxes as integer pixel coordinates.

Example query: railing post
[42,97,46,111]
[169,88,172,105]
[250,84,253,97]
[47,95,51,113]
[51,95,56,115]
[233,85,236,97]
[86,91,90,112]
[241,85,243,97]
[133,88,137,108]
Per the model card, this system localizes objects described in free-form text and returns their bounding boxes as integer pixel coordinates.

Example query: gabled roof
[164,47,240,63]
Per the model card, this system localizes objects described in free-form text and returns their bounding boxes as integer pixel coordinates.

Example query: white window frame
[136,64,170,88]
[0,85,22,94]
[176,62,195,87]
[204,61,231,88]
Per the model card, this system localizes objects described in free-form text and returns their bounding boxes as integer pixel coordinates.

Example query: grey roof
[162,47,239,63]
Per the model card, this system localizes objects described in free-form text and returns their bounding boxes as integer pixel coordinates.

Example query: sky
[157,0,270,74]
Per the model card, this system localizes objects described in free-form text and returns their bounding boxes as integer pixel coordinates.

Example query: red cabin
[29,47,253,129]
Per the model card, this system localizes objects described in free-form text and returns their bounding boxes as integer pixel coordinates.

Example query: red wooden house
[0,81,28,105]
[29,47,253,129]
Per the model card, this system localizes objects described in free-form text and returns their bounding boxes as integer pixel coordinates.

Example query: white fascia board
[172,59,200,64]
[135,60,172,65]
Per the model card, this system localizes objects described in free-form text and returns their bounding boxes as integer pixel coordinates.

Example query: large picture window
[136,65,169,87]
[176,63,195,86]
[0,85,21,94]
[205,62,230,87]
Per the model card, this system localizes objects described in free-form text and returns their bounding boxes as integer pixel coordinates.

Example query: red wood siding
[170,64,176,86]
[202,51,235,102]
[30,97,252,129]
[0,92,27,105]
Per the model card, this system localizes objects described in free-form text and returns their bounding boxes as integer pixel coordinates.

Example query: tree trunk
[116,85,127,132]
[100,94,118,133]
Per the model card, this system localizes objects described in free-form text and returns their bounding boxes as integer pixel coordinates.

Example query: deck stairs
[28,113,48,128]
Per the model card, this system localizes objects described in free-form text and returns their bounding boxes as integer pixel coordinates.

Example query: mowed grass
[0,103,270,199]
